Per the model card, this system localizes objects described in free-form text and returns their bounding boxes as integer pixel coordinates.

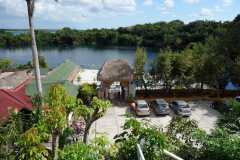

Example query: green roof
[32,68,49,76]
[47,59,76,81]
[25,60,79,97]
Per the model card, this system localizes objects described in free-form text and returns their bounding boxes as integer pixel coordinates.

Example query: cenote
[0,44,163,70]
[0,44,236,90]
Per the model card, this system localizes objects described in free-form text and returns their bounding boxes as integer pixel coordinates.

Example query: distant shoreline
[3,29,86,32]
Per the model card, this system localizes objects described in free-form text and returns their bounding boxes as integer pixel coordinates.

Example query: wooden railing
[81,64,101,70]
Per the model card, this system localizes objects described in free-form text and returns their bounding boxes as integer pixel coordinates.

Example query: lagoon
[0,44,236,90]
[0,44,160,70]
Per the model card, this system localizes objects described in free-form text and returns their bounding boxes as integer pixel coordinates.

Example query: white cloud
[102,0,137,12]
[157,6,166,10]
[138,11,146,14]
[223,0,233,7]
[160,11,170,15]
[189,13,198,17]
[160,11,175,16]
[0,0,28,17]
[200,8,213,17]
[142,0,154,6]
[157,0,174,10]
[172,14,176,17]
[182,0,200,4]
[0,0,138,24]
[212,5,224,12]
[61,0,102,6]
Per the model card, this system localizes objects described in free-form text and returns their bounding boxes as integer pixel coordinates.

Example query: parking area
[88,101,222,144]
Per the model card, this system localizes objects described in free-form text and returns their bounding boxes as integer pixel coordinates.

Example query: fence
[80,64,102,70]
[72,67,83,83]
[136,144,145,160]
[136,143,183,160]
[136,88,240,98]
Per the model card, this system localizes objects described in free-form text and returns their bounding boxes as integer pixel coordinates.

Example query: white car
[235,96,240,103]
[135,100,150,116]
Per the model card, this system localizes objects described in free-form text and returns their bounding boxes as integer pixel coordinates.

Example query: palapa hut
[97,59,135,100]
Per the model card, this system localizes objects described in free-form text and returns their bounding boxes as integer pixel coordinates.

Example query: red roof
[0,77,34,122]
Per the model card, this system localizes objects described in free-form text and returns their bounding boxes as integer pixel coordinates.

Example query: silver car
[150,99,170,115]
[135,100,150,116]
[169,100,192,116]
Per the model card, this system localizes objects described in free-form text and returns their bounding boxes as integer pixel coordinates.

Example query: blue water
[0,44,237,90]
[9,32,26,35]
[0,44,159,70]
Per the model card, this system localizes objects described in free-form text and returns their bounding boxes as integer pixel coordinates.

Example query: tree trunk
[83,107,105,145]
[66,114,70,127]
[26,0,42,93]
[83,121,91,145]
[52,131,60,159]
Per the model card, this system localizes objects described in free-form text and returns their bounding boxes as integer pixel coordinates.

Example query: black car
[149,99,170,115]
[211,100,233,115]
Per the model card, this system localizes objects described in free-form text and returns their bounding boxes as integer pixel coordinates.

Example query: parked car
[169,100,193,116]
[235,96,240,103]
[212,100,233,115]
[150,99,170,115]
[135,100,150,116]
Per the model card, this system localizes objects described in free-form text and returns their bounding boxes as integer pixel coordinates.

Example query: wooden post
[171,90,176,98]
[92,64,94,69]
[83,64,85,68]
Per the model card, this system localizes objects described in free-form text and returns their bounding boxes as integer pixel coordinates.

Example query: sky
[0,0,239,30]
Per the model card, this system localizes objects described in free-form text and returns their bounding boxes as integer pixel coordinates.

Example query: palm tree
[216,114,240,132]
[175,37,182,53]
[26,0,58,93]
[27,53,49,68]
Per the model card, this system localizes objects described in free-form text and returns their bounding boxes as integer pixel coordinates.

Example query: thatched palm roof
[97,60,135,82]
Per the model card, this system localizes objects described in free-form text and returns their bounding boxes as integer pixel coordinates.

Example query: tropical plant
[192,128,240,160]
[216,98,240,132]
[229,55,240,88]
[16,128,48,160]
[0,107,27,159]
[164,115,203,159]
[59,127,74,150]
[216,114,240,132]
[75,96,112,145]
[29,93,45,127]
[58,142,100,160]
[81,82,97,99]
[133,46,152,97]
[17,63,31,69]
[114,117,165,159]
[128,93,133,102]
[150,47,178,94]
[27,53,49,68]
[0,58,18,69]
[38,84,68,159]
[175,43,195,89]
[175,37,182,52]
